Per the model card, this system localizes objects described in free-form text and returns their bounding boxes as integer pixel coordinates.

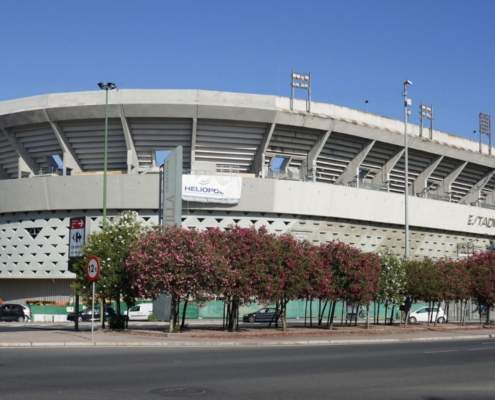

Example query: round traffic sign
[87,256,101,282]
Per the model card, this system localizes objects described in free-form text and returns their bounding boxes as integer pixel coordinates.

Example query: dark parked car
[0,303,27,322]
[242,307,280,323]
[67,306,117,322]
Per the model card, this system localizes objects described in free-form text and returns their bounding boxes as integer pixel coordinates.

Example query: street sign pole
[68,216,88,332]
[87,256,101,345]
[91,281,95,344]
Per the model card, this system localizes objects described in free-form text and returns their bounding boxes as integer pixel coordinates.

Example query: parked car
[0,303,28,322]
[7,304,31,321]
[67,306,117,322]
[408,306,446,324]
[242,307,280,323]
[126,303,153,321]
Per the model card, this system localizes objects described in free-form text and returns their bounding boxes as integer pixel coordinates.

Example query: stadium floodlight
[290,70,312,112]
[98,82,117,91]
[403,79,413,260]
[419,104,433,139]
[97,82,118,223]
[479,112,492,155]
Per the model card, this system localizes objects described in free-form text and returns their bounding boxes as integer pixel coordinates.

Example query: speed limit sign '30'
[87,256,101,282]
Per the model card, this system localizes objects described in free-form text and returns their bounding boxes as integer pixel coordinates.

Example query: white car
[126,303,153,321]
[408,306,446,324]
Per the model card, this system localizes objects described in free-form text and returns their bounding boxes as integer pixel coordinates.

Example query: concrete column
[460,171,495,205]
[307,127,332,182]
[252,116,277,177]
[335,140,376,185]
[370,149,405,189]
[119,105,139,174]
[430,161,467,200]
[413,156,443,196]
[0,127,37,177]
[44,110,82,176]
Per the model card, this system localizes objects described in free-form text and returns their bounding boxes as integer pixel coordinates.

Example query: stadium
[1,88,495,303]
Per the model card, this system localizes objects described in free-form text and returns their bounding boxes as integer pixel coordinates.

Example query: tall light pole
[403,80,413,259]
[97,82,117,223]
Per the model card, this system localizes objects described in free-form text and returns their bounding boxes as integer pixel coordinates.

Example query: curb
[0,333,493,348]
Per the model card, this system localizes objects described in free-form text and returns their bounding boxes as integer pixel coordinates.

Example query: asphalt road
[1,340,495,400]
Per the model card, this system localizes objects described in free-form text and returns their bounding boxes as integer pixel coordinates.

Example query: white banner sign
[182,175,242,204]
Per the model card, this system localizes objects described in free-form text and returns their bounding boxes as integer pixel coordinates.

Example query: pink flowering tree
[125,227,226,332]
[436,258,471,324]
[260,235,311,331]
[320,241,381,327]
[465,251,495,325]
[207,226,275,332]
[300,243,333,327]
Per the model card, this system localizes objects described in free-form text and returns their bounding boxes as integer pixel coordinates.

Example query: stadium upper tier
[0,89,494,206]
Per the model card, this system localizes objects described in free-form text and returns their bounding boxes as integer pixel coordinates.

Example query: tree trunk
[309,297,313,328]
[169,294,176,333]
[434,301,440,326]
[236,305,240,331]
[228,297,238,332]
[318,300,328,326]
[365,303,370,329]
[180,298,189,331]
[304,297,308,327]
[325,300,333,328]
[328,300,337,330]
[340,300,345,326]
[486,305,491,325]
[318,298,321,326]
[74,291,79,332]
[389,305,395,325]
[116,294,121,321]
[272,301,279,329]
[282,300,288,331]
[100,297,105,329]
[384,302,389,326]
[222,300,226,330]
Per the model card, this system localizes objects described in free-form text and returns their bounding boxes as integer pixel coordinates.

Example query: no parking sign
[87,256,101,282]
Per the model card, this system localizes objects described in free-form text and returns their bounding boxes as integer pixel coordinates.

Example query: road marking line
[424,349,459,354]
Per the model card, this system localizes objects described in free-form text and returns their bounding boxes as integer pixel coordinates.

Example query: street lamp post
[97,82,117,224]
[403,80,413,260]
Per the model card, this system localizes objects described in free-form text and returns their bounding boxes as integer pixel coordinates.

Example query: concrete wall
[2,174,495,238]
[0,279,72,302]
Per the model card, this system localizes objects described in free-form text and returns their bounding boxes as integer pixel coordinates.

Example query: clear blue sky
[1,1,493,140]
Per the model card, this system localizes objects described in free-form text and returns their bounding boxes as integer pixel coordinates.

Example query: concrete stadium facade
[1,89,495,302]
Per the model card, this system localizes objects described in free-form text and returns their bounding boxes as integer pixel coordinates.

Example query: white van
[126,303,153,321]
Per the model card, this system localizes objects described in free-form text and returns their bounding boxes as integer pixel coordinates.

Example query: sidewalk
[0,322,494,348]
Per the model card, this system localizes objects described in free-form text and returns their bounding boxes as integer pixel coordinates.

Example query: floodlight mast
[97,82,117,223]
[479,112,492,155]
[419,104,433,139]
[403,80,413,260]
[290,70,311,112]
